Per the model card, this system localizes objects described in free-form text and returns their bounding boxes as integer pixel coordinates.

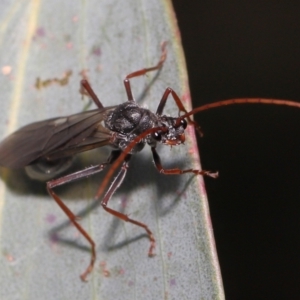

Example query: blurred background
[173,1,300,299]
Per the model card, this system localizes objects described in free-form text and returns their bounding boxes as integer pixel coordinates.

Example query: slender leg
[124,42,167,101]
[100,154,156,256]
[46,151,121,281]
[151,146,219,178]
[80,79,104,109]
[156,87,203,136]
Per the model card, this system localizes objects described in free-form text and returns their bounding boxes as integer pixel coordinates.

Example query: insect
[0,43,300,281]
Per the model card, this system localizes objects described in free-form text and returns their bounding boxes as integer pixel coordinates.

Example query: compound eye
[180,119,187,129]
[152,130,162,141]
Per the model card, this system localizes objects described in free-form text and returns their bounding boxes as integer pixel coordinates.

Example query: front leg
[155,87,203,136]
[123,42,167,101]
[151,147,219,178]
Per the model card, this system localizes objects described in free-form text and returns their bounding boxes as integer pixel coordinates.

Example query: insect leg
[47,153,120,281]
[156,87,203,135]
[101,154,156,257]
[123,42,167,101]
[151,146,218,178]
[80,79,104,109]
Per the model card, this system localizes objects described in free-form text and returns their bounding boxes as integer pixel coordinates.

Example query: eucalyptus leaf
[0,1,224,299]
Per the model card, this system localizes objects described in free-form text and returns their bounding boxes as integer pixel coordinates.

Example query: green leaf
[0,1,224,299]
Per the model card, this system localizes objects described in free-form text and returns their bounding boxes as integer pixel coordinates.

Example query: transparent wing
[0,107,116,168]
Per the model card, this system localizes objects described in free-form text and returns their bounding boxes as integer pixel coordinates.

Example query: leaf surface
[0,1,224,299]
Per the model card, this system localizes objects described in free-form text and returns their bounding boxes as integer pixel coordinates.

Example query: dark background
[173,1,300,299]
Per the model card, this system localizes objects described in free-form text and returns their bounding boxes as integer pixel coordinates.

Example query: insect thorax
[105,102,158,153]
